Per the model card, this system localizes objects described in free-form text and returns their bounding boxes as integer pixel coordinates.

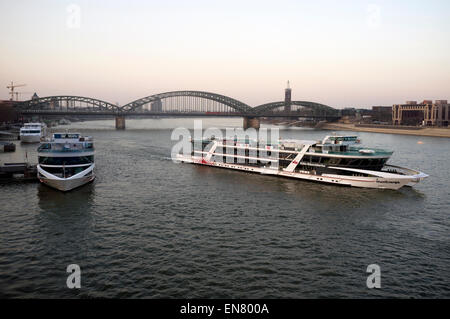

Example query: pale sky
[1,0,449,108]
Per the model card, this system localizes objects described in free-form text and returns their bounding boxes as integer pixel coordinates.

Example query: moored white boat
[37,133,95,191]
[20,123,47,143]
[175,135,428,190]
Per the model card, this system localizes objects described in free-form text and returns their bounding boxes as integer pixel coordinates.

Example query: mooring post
[115,115,126,130]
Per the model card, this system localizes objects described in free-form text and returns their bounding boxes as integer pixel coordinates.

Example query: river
[0,118,449,298]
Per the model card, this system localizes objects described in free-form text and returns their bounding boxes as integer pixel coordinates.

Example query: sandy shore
[321,123,450,138]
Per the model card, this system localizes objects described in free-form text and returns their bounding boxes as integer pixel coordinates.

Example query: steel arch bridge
[15,91,339,121]
[252,101,338,116]
[121,90,252,113]
[17,95,119,113]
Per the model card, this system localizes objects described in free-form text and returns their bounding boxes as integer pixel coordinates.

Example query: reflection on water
[37,182,95,215]
[192,162,426,205]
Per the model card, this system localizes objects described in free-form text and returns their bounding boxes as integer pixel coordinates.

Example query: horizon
[1,0,449,108]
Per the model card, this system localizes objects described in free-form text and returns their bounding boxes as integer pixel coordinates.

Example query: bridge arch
[17,95,119,112]
[252,101,338,115]
[122,90,252,113]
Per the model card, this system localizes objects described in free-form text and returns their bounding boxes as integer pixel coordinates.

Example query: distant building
[0,100,19,123]
[284,81,291,112]
[356,108,373,116]
[151,99,163,112]
[338,108,373,123]
[372,106,392,123]
[393,100,449,126]
[341,108,357,116]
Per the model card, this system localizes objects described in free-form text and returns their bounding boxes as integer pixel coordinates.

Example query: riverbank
[321,123,450,138]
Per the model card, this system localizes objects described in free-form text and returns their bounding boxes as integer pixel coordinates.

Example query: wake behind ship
[37,133,95,191]
[176,135,428,190]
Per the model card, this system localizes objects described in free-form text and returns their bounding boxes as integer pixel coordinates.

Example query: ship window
[279,152,289,159]
[371,159,382,167]
[348,159,361,166]
[310,156,320,163]
[328,158,340,165]
[360,159,370,166]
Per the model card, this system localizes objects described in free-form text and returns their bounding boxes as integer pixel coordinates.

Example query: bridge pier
[115,115,126,130]
[243,117,260,130]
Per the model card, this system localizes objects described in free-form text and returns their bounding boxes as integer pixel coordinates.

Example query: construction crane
[6,81,26,101]
[14,91,33,101]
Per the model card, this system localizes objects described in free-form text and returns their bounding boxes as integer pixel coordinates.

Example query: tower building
[284,81,292,113]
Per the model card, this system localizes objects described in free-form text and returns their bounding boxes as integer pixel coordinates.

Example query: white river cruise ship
[176,135,428,190]
[37,133,95,191]
[19,123,47,143]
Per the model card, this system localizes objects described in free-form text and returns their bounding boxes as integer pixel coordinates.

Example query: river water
[0,118,449,298]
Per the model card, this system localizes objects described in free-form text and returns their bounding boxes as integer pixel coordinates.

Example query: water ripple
[0,121,449,298]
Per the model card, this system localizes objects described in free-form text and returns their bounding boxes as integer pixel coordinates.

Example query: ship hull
[37,164,95,192]
[20,135,41,143]
[39,175,95,192]
[175,155,426,190]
